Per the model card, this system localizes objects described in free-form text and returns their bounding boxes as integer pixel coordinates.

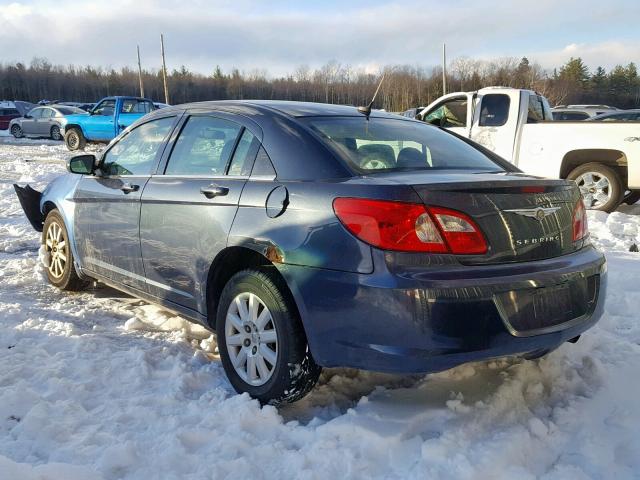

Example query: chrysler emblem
[504,206,561,221]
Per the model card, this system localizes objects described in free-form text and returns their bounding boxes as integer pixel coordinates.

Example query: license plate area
[494,275,599,336]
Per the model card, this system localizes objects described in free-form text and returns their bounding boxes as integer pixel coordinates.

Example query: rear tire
[567,162,623,213]
[10,124,23,138]
[216,269,321,405]
[42,210,88,291]
[50,125,62,141]
[64,128,86,151]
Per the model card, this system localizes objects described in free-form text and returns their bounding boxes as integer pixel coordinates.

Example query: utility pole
[442,43,447,96]
[160,34,170,104]
[136,45,145,98]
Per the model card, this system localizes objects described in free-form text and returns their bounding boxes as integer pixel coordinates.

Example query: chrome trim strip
[85,257,193,298]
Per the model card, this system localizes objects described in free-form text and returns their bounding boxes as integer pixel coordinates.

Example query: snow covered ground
[1,137,639,480]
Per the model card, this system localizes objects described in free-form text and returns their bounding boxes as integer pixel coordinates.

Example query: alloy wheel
[575,171,611,208]
[45,221,67,278]
[51,126,62,140]
[225,292,278,386]
[11,125,22,138]
[67,132,79,149]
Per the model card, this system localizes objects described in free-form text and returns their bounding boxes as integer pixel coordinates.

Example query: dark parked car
[13,101,606,404]
[9,105,86,140]
[0,106,21,130]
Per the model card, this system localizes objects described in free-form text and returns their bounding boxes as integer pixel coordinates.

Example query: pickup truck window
[423,97,467,127]
[165,116,242,176]
[527,95,546,123]
[121,99,154,114]
[93,100,116,116]
[479,94,510,127]
[101,117,175,176]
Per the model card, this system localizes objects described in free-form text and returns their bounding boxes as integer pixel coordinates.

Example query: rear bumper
[280,245,607,373]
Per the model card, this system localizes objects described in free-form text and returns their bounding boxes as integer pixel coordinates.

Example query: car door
[470,92,518,161]
[73,115,177,290]
[38,108,55,136]
[21,107,43,135]
[140,113,260,312]
[84,99,116,140]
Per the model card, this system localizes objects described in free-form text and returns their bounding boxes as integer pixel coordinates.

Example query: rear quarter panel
[517,123,640,187]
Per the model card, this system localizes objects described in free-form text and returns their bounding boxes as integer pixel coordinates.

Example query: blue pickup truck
[60,96,156,150]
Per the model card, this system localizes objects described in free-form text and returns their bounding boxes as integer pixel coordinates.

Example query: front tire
[50,125,62,141]
[216,269,321,405]
[567,162,623,213]
[10,124,23,138]
[64,128,86,151]
[42,210,87,291]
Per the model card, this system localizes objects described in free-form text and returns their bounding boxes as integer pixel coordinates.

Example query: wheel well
[65,124,82,134]
[42,201,57,216]
[206,246,298,329]
[560,149,628,180]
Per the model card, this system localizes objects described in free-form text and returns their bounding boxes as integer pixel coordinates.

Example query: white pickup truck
[419,87,640,211]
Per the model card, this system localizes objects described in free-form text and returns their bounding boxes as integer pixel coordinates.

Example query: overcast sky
[1,0,639,76]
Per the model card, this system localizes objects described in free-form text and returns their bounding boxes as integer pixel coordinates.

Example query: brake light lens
[333,198,487,254]
[572,199,589,241]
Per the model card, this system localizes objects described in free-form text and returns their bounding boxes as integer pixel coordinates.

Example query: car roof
[154,100,405,120]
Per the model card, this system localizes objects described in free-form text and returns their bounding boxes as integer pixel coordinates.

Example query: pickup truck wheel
[50,125,62,141]
[42,210,88,291]
[623,190,640,205]
[567,163,623,213]
[216,269,321,405]
[10,124,23,138]
[64,128,86,151]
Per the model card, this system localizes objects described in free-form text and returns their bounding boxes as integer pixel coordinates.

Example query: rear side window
[527,95,546,123]
[165,116,242,176]
[102,117,175,176]
[479,94,510,127]
[121,99,154,114]
[227,129,257,176]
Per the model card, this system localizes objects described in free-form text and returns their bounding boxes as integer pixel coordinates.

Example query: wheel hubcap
[225,292,278,387]
[45,222,67,278]
[69,133,78,148]
[575,172,611,209]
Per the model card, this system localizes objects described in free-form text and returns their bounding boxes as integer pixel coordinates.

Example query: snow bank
[1,139,639,479]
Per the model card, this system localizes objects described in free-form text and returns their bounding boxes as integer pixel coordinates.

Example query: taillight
[332,198,487,254]
[572,199,588,241]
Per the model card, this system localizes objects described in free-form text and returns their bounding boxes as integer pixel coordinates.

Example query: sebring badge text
[515,235,560,246]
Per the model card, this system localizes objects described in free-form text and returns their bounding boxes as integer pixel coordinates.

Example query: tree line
[1,56,639,112]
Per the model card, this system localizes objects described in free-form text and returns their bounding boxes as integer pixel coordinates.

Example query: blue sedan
[14,101,606,404]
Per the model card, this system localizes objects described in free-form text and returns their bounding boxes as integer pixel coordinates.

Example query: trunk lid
[389,170,581,264]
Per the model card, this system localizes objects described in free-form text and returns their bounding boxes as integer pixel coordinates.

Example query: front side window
[302,116,504,173]
[423,97,467,127]
[101,117,175,176]
[165,116,242,176]
[93,100,116,116]
[479,94,510,127]
[121,99,154,114]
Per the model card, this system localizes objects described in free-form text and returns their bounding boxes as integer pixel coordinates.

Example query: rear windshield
[56,107,85,115]
[300,116,504,173]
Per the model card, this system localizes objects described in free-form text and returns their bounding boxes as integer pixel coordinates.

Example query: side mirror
[24,114,32,119]
[67,154,96,175]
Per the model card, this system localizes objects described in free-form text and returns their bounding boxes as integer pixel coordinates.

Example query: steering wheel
[360,156,394,170]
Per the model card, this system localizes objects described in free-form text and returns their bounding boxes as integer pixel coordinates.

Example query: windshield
[301,116,504,173]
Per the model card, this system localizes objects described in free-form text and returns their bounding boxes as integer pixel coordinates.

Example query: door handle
[200,184,229,198]
[120,183,139,194]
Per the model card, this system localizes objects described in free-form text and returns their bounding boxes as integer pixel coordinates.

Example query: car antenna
[357,73,386,120]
